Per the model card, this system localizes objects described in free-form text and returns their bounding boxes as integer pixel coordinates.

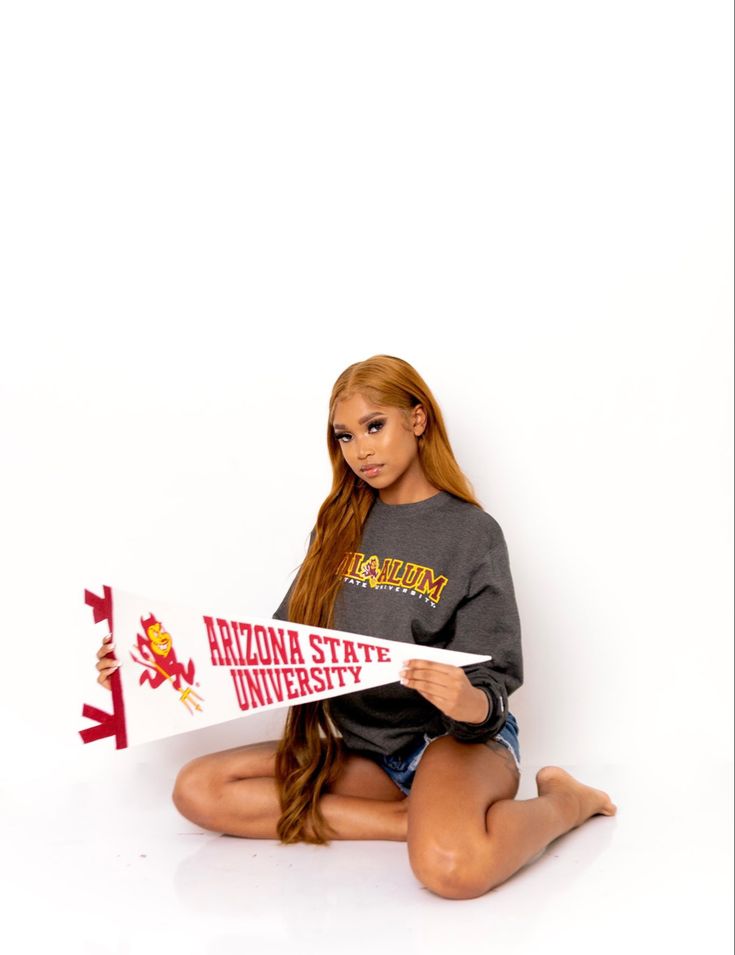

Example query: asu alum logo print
[336,550,449,607]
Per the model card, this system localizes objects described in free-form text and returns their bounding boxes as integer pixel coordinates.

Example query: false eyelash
[335,419,386,442]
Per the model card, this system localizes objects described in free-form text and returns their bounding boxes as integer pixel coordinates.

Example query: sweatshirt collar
[371,490,451,515]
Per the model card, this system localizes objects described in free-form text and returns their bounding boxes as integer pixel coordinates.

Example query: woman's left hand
[399,659,490,724]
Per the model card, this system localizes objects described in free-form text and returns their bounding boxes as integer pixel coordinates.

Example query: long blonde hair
[273,355,482,844]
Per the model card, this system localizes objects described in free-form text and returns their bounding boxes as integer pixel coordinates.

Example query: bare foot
[536,766,617,829]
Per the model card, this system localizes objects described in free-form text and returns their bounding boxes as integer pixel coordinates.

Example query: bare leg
[479,766,618,890]
[172,738,617,872]
[406,737,617,899]
[172,739,409,842]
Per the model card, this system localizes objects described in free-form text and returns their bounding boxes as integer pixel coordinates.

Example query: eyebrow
[332,411,385,431]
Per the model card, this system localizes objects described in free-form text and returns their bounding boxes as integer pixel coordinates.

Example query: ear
[412,403,428,437]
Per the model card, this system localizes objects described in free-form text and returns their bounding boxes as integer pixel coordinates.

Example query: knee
[171,758,220,831]
[408,837,498,900]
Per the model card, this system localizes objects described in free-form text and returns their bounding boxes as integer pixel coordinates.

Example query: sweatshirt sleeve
[439,524,524,742]
[271,527,316,621]
[272,576,296,621]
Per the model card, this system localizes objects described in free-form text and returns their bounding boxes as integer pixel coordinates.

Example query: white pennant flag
[80,585,492,750]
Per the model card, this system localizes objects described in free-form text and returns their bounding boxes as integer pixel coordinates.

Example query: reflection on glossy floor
[4,743,732,955]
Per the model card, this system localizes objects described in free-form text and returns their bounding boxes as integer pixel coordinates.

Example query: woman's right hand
[96,633,120,691]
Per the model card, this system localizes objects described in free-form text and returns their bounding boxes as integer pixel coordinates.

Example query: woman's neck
[378,476,441,506]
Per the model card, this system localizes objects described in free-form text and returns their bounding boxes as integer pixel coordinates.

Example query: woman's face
[331,391,431,501]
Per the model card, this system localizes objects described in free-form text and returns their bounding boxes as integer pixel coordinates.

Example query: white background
[0,2,732,952]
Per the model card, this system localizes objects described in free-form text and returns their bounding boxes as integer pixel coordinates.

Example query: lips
[361,464,384,474]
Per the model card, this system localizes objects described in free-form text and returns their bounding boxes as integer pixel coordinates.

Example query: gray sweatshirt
[272,490,523,758]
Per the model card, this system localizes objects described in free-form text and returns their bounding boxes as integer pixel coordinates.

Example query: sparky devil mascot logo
[130,613,204,715]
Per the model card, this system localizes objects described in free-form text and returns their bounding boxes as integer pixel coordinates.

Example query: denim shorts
[376,711,521,796]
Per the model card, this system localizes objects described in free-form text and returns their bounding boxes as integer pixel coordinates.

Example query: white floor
[3,749,732,955]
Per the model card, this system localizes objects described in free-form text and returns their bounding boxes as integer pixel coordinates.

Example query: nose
[356,439,374,460]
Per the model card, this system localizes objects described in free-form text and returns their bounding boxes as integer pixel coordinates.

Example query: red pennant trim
[81,703,111,724]
[109,648,128,749]
[79,718,116,744]
[84,585,113,629]
[80,586,128,749]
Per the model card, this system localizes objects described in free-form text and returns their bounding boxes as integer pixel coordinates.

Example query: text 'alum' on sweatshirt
[272,490,524,758]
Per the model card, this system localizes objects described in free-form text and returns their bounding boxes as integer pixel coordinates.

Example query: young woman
[95,354,616,900]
